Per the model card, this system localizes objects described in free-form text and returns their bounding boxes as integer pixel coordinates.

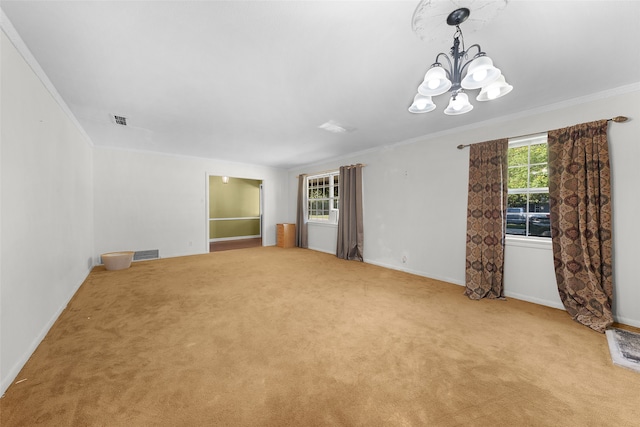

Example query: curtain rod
[456,116,629,150]
[296,164,366,178]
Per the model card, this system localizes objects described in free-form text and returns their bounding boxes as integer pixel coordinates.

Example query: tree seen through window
[507,135,551,238]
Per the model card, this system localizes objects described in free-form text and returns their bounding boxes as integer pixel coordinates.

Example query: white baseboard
[502,291,565,310]
[210,235,261,242]
[308,246,335,255]
[502,293,640,328]
[614,315,640,329]
[1,268,90,396]
[363,258,465,287]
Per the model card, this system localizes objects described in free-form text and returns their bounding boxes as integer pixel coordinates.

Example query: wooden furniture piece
[277,223,296,248]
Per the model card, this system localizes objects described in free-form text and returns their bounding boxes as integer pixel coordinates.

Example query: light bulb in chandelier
[418,66,451,96]
[476,75,513,101]
[461,56,501,89]
[444,93,473,115]
[408,94,436,113]
[472,68,487,83]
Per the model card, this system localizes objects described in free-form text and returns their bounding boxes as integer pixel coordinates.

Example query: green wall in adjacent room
[209,176,261,239]
[210,219,261,239]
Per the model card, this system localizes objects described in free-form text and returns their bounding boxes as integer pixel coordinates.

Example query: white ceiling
[2,1,639,169]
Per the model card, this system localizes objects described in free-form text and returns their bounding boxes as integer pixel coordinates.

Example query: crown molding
[289,82,639,174]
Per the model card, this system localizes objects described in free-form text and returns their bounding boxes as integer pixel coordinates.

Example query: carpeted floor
[209,237,262,252]
[2,247,639,426]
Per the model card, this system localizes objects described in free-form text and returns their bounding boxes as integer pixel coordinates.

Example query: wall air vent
[113,115,127,126]
[133,249,159,261]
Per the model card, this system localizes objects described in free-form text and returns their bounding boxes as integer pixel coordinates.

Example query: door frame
[205,174,264,252]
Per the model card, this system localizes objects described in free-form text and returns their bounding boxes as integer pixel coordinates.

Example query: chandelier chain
[453,25,465,56]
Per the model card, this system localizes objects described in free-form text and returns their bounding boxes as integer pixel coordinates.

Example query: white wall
[93,147,289,260]
[1,31,95,394]
[0,11,290,395]
[307,222,338,254]
[289,86,640,328]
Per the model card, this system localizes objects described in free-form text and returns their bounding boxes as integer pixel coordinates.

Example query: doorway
[207,175,263,252]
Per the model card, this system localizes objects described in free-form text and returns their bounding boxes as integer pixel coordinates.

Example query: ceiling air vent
[113,115,127,126]
[318,120,356,134]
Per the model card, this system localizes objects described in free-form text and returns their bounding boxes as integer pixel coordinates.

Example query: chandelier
[408,8,512,115]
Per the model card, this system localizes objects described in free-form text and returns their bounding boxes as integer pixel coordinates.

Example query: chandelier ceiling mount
[446,7,470,26]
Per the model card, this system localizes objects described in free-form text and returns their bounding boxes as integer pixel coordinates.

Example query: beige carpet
[2,247,639,426]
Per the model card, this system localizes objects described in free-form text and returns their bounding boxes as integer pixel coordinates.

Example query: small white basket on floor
[101,251,135,271]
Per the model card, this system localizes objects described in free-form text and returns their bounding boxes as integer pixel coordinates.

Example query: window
[307,172,339,223]
[507,134,551,238]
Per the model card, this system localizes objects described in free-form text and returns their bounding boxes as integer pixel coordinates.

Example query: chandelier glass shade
[408,94,436,113]
[409,8,512,115]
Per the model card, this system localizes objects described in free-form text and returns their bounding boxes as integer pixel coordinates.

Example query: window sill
[307,221,338,228]
[505,235,552,250]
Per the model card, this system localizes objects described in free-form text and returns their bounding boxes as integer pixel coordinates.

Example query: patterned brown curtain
[337,164,364,261]
[548,120,613,333]
[465,139,508,300]
[296,174,308,248]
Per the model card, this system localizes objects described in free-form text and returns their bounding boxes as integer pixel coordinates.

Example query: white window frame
[506,133,551,243]
[307,171,339,224]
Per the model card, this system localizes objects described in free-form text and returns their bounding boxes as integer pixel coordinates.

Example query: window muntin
[307,172,339,223]
[507,134,551,238]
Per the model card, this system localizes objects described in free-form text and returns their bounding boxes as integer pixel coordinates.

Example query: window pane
[506,194,527,235]
[307,171,340,222]
[528,213,551,237]
[508,145,529,167]
[508,166,528,189]
[507,194,527,210]
[507,135,550,238]
[530,144,548,164]
[530,164,548,188]
[528,193,549,214]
